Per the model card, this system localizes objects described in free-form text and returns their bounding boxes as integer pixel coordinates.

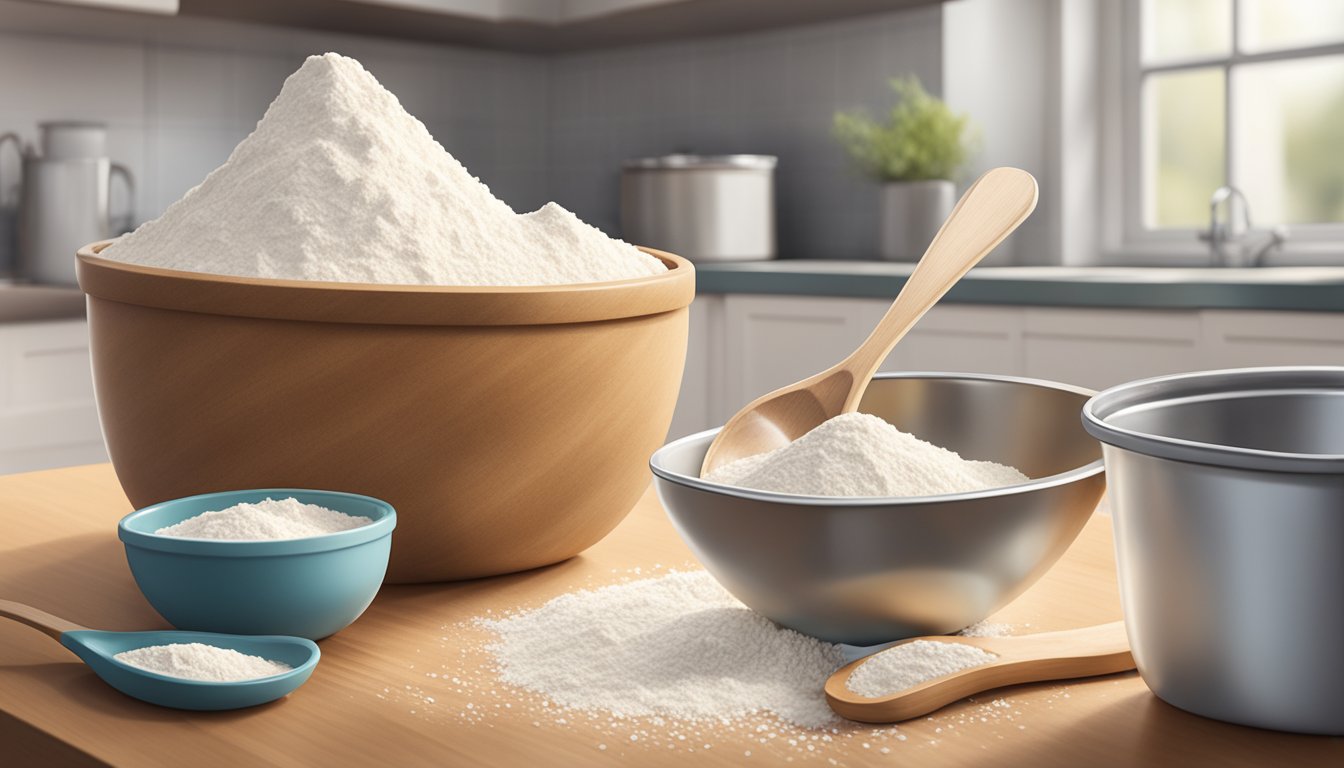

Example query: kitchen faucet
[1197,185,1288,267]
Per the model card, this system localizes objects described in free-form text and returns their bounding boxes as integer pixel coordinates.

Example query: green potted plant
[833,76,974,261]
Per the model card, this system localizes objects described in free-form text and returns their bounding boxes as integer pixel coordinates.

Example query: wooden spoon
[700,167,1039,476]
[824,622,1134,723]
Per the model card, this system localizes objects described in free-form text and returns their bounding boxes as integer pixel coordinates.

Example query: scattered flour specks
[958,620,1014,638]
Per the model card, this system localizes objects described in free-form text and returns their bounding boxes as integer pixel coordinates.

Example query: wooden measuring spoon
[700,167,1038,476]
[824,622,1134,723]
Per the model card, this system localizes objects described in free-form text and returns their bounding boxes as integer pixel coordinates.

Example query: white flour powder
[103,53,665,286]
[155,497,372,540]
[482,571,847,728]
[846,641,997,698]
[114,643,292,682]
[706,412,1029,497]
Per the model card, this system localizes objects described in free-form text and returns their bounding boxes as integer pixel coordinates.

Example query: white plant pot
[879,179,956,261]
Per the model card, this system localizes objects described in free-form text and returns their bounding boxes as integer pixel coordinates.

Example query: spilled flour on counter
[846,641,998,698]
[115,643,291,682]
[706,412,1029,497]
[388,566,1046,760]
[481,570,846,728]
[102,53,665,286]
[155,497,372,540]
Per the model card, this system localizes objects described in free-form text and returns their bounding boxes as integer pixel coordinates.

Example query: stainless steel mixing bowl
[1084,367,1344,736]
[650,372,1105,646]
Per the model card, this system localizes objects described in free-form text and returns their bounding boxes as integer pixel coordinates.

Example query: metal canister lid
[1082,366,1344,473]
[622,154,777,171]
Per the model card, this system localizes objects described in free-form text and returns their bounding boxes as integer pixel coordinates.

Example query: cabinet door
[666,295,724,439]
[722,295,879,411]
[1023,308,1203,391]
[878,304,1026,376]
[0,320,106,475]
[1202,310,1344,368]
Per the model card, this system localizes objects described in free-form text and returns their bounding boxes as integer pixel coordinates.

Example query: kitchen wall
[0,0,944,265]
[0,0,551,240]
[548,5,943,260]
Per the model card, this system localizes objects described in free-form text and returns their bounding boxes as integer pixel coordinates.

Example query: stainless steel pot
[620,154,775,262]
[1083,367,1344,735]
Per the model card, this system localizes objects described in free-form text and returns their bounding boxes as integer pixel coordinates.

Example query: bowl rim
[650,371,1106,506]
[118,488,397,557]
[77,240,695,327]
[1083,365,1344,474]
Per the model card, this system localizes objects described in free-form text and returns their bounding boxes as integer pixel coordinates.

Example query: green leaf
[832,76,974,182]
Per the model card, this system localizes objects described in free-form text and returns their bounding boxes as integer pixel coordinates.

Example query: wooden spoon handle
[841,167,1038,408]
[0,599,87,640]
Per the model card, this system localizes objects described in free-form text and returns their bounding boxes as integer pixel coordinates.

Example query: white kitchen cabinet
[0,319,106,475]
[881,304,1027,376]
[721,295,884,414]
[1202,310,1344,369]
[1022,308,1205,391]
[666,295,725,440]
[689,297,1344,425]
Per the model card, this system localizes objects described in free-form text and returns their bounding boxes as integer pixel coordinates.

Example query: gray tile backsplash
[0,1,942,265]
[0,11,550,231]
[548,6,943,259]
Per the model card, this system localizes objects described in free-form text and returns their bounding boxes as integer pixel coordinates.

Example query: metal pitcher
[11,122,134,285]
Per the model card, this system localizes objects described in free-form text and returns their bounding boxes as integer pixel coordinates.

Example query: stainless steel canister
[1083,367,1344,735]
[17,122,134,285]
[620,154,776,262]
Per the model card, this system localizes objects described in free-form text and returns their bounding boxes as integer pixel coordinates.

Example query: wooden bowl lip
[77,240,695,327]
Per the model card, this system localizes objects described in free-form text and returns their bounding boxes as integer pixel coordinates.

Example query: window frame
[1119,0,1344,259]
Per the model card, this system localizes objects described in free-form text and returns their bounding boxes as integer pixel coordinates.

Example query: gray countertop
[5,263,1341,320]
[0,283,86,323]
[694,260,1344,312]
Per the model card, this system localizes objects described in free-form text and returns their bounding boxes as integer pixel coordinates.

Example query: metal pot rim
[651,371,1105,506]
[623,154,777,171]
[1082,366,1344,473]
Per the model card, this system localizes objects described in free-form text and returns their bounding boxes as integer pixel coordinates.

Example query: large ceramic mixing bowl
[650,372,1105,646]
[78,240,693,582]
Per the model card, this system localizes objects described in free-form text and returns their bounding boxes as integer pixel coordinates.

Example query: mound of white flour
[155,496,373,540]
[115,643,292,682]
[706,412,1028,497]
[846,640,997,698]
[103,53,665,286]
[479,570,1018,729]
[483,570,847,728]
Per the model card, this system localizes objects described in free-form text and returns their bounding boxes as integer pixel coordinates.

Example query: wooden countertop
[1,465,1338,766]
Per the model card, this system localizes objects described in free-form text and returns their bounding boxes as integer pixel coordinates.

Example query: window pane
[1144,68,1226,228]
[1239,0,1344,54]
[1142,0,1232,64]
[1233,55,1344,224]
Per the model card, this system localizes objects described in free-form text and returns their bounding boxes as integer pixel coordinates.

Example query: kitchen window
[1123,0,1344,249]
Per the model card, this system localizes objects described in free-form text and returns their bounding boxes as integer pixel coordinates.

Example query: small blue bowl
[118,489,396,640]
